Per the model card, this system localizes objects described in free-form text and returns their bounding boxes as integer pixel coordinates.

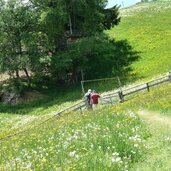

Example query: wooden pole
[79,105,83,114]
[117,76,122,92]
[81,69,85,95]
[83,77,117,83]
[81,81,85,95]
[118,91,124,103]
[69,15,73,35]
[169,71,171,82]
[109,95,112,104]
[146,83,150,92]
[81,69,84,81]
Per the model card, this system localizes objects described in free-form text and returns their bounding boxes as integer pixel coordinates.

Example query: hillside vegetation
[107,1,171,79]
[0,1,171,170]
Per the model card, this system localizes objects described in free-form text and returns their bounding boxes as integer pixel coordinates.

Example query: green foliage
[103,5,121,30]
[51,34,139,82]
[0,0,121,90]
[0,2,171,170]
[0,0,39,80]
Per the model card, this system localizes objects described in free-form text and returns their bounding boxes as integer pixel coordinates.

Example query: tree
[0,0,122,89]
[29,0,120,52]
[102,5,121,30]
[50,34,139,82]
[0,0,39,85]
[24,0,121,85]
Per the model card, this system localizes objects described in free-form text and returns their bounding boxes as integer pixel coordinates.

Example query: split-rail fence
[0,71,170,141]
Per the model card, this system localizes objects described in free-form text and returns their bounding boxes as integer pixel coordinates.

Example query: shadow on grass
[0,84,83,115]
[0,39,142,115]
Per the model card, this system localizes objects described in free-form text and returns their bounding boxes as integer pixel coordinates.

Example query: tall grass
[0,108,149,170]
[1,2,171,170]
[121,83,171,115]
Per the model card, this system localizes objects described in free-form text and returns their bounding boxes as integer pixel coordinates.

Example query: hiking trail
[131,110,171,171]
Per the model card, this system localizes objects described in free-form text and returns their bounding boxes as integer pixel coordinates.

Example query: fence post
[169,71,171,82]
[146,83,150,92]
[118,91,124,103]
[109,95,112,104]
[117,76,122,92]
[79,105,83,114]
[81,81,85,95]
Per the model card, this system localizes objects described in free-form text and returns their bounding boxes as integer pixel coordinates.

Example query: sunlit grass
[119,83,171,115]
[107,1,171,80]
[0,1,171,170]
[0,109,149,170]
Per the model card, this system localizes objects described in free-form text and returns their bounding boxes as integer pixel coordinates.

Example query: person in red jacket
[91,90,100,111]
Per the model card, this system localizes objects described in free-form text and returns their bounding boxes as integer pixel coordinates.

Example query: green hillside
[107,1,171,79]
[0,1,171,170]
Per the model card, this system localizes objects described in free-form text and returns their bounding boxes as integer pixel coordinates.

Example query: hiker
[91,90,100,111]
[84,89,92,109]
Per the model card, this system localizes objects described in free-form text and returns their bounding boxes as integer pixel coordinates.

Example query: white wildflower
[129,111,136,118]
[15,158,21,162]
[115,157,121,162]
[112,152,119,156]
[91,144,94,148]
[26,163,32,169]
[134,144,139,148]
[69,151,76,157]
[111,156,122,163]
[75,154,80,159]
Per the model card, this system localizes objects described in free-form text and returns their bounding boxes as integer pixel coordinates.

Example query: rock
[0,91,21,105]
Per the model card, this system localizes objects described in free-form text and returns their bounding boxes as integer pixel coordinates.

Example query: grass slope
[0,1,171,170]
[118,83,171,170]
[133,110,171,171]
[1,78,170,170]
[107,1,171,79]
[0,109,149,170]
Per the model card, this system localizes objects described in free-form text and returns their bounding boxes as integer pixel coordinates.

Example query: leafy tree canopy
[0,0,137,91]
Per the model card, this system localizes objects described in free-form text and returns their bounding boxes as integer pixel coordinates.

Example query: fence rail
[0,71,170,141]
[0,100,86,141]
[100,71,171,104]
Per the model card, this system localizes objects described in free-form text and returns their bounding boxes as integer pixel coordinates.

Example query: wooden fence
[0,100,86,141]
[0,71,170,141]
[53,71,171,113]
[101,71,171,104]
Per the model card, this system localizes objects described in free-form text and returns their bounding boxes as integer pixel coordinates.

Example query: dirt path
[138,110,171,128]
[131,110,171,171]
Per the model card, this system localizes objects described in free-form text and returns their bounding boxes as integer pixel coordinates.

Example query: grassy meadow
[0,1,171,170]
[0,80,170,170]
[107,1,171,80]
[0,109,149,170]
[123,83,171,171]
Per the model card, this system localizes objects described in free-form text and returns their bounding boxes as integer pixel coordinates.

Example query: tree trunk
[69,15,73,35]
[23,67,31,86]
[15,69,21,91]
[16,70,20,80]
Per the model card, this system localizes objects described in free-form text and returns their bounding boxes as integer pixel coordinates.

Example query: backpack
[86,93,91,103]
